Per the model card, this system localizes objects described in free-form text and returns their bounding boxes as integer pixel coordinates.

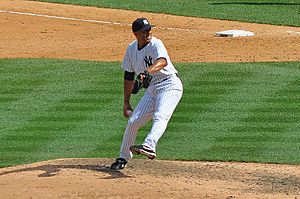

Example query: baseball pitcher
[111,18,183,170]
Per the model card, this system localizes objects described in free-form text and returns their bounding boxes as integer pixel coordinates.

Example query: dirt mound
[1,158,300,199]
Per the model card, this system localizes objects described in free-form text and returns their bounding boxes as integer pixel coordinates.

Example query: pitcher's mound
[0,158,300,198]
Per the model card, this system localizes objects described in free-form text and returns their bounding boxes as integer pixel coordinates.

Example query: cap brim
[137,25,152,32]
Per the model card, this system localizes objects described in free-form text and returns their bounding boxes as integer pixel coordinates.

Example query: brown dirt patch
[1,158,300,199]
[0,0,300,62]
[1,0,300,198]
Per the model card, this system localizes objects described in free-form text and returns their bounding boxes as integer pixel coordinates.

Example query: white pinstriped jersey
[119,36,183,161]
[121,37,178,84]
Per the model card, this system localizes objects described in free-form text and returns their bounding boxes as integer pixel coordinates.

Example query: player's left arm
[146,58,167,74]
[146,39,169,74]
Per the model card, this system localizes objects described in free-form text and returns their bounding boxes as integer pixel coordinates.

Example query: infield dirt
[0,0,300,198]
[1,0,300,62]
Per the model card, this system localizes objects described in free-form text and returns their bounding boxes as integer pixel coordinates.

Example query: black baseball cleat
[130,145,156,159]
[110,158,127,170]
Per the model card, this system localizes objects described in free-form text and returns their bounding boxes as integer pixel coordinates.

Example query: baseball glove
[131,70,153,94]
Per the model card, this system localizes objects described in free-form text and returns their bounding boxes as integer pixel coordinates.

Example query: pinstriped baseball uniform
[120,36,183,161]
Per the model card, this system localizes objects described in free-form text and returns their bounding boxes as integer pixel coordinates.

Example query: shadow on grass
[0,164,132,179]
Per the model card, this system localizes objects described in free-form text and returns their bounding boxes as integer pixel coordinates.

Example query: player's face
[134,29,152,46]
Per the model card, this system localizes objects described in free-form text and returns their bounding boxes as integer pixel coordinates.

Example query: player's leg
[119,91,155,160]
[143,78,183,153]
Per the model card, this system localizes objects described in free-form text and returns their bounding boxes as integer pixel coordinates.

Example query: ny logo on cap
[143,19,149,25]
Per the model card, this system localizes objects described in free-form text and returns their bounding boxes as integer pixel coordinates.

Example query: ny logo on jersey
[144,56,153,67]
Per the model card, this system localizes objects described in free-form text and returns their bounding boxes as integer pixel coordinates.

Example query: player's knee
[153,114,170,122]
[154,112,171,120]
[127,117,142,130]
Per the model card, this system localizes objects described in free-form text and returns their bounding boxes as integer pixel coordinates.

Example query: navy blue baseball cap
[132,18,152,32]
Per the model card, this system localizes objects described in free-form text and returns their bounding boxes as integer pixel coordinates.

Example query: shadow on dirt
[0,164,132,179]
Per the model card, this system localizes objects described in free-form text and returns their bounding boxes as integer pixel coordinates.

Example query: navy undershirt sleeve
[124,71,135,80]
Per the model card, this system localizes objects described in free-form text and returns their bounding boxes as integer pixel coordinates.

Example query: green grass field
[1,59,299,167]
[1,0,299,168]
[34,0,300,27]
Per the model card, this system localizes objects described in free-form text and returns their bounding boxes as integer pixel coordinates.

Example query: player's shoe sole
[130,145,156,159]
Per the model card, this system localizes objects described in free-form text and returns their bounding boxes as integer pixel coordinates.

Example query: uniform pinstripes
[120,76,183,160]
[120,92,154,160]
[119,36,182,161]
[151,73,173,85]
[144,77,183,150]
[121,37,178,83]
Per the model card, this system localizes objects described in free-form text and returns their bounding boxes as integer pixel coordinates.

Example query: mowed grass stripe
[42,81,124,159]
[160,62,300,164]
[0,59,125,166]
[0,59,300,167]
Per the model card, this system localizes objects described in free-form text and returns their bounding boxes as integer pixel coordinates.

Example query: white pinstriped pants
[120,75,183,161]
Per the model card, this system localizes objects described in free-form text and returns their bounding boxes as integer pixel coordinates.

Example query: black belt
[159,73,179,84]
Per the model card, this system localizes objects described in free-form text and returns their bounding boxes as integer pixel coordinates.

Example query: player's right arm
[123,71,135,117]
[121,45,135,117]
